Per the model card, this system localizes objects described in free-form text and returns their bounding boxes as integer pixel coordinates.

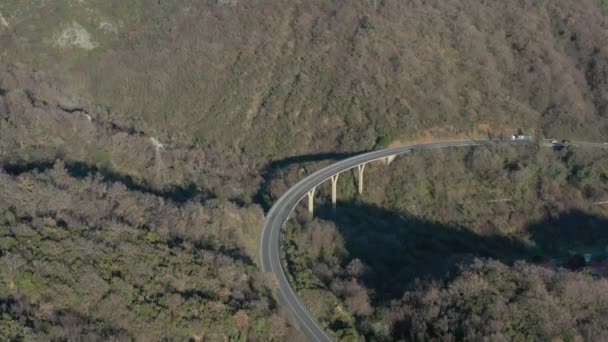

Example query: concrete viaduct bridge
[260,139,516,341]
[305,152,395,215]
[260,138,608,341]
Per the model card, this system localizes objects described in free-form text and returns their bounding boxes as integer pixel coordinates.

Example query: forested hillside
[2,0,608,167]
[0,160,302,340]
[1,0,608,340]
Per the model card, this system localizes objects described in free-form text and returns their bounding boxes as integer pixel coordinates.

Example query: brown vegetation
[1,0,608,339]
[2,0,608,168]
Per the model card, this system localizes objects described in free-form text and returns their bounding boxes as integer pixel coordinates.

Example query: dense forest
[2,0,608,166]
[0,161,295,340]
[283,146,608,340]
[1,0,608,340]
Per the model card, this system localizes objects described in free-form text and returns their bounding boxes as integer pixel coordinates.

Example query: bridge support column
[307,188,316,215]
[356,164,366,195]
[384,155,396,166]
[331,174,339,208]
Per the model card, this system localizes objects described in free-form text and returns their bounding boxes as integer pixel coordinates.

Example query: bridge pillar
[307,188,316,215]
[356,164,366,195]
[331,174,339,208]
[384,155,396,166]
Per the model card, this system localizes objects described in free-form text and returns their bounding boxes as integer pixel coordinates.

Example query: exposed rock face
[98,20,118,34]
[55,22,98,50]
[0,10,9,28]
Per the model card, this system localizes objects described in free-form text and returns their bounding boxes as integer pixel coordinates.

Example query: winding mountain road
[260,138,607,341]
[260,140,509,341]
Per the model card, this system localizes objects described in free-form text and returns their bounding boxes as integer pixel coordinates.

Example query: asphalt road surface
[259,140,509,341]
[259,138,607,341]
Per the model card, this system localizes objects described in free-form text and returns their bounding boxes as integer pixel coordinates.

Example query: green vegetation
[598,0,608,14]
[394,260,608,341]
[0,163,289,340]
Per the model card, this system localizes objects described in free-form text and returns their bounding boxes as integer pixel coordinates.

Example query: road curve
[259,139,520,341]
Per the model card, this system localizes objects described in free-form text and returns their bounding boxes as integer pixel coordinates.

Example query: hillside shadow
[313,202,534,302]
[311,202,608,303]
[1,160,255,265]
[2,160,215,204]
[526,210,608,257]
[254,151,364,210]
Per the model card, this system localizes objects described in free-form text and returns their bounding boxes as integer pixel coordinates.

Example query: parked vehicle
[511,134,531,141]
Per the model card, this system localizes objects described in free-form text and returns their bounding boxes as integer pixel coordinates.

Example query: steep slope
[1,0,607,168]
